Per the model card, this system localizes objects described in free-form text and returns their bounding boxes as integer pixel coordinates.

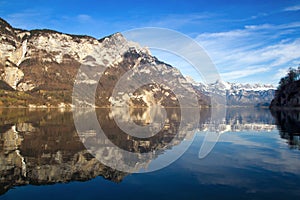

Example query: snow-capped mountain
[186,77,275,106]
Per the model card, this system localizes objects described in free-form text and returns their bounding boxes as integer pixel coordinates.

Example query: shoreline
[269,106,300,111]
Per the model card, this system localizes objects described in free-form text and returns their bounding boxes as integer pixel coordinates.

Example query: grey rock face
[0,18,209,107]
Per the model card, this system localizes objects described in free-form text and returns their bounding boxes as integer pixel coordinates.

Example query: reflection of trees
[271,109,300,149]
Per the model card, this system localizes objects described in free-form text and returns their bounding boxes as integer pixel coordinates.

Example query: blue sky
[1,0,300,85]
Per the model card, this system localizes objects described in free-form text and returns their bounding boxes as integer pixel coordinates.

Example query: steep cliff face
[270,80,300,109]
[0,18,209,107]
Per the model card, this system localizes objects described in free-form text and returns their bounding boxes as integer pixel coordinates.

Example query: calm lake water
[0,107,300,199]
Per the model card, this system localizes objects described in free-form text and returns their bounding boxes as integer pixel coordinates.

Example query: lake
[0,107,300,200]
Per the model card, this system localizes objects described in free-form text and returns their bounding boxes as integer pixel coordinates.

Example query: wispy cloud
[283,4,300,11]
[144,13,213,29]
[77,14,92,23]
[5,9,48,29]
[273,68,289,81]
[195,22,300,84]
[221,66,270,80]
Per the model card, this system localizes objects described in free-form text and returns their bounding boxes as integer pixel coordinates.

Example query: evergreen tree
[276,65,300,96]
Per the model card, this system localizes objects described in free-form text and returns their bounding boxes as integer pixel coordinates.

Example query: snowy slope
[187,77,275,106]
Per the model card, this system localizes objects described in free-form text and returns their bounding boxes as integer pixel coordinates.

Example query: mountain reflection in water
[0,107,206,194]
[0,107,299,197]
[0,108,126,195]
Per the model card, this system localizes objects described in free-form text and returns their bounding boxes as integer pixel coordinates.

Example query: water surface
[0,107,299,199]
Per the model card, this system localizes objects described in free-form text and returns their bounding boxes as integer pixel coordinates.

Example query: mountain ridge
[0,17,275,108]
[186,77,275,106]
[0,18,209,108]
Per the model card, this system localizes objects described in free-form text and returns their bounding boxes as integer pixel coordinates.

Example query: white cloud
[77,14,92,23]
[195,22,300,83]
[6,10,47,29]
[221,66,270,80]
[283,4,300,11]
[145,13,212,29]
[273,68,289,81]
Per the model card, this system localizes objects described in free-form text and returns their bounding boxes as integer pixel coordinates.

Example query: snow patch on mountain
[186,77,275,106]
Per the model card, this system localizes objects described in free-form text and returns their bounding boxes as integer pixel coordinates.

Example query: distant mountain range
[0,17,275,107]
[186,77,275,106]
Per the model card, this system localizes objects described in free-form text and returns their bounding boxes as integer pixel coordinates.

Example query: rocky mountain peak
[0,18,14,34]
[100,32,149,58]
[0,18,209,108]
[100,32,125,43]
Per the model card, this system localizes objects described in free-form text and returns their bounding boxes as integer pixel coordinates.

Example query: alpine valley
[0,18,274,108]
